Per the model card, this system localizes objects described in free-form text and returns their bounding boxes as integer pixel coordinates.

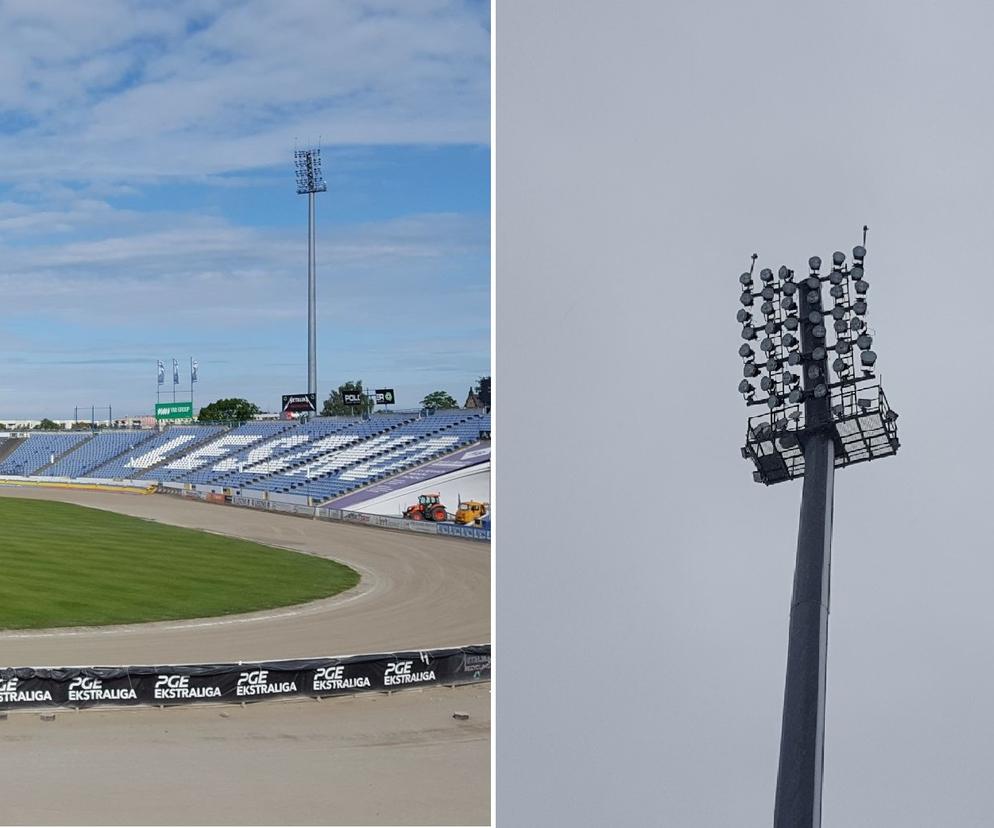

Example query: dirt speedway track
[0,487,490,667]
[0,487,491,826]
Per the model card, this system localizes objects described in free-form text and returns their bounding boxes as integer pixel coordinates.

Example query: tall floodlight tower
[736,229,900,828]
[295,147,327,398]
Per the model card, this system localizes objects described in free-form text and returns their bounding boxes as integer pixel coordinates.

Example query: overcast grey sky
[498,2,994,824]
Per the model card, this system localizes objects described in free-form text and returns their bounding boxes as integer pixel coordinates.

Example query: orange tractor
[403,493,448,522]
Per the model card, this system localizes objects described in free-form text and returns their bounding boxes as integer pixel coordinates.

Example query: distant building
[464,388,484,409]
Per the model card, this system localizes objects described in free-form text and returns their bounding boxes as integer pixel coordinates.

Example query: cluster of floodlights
[737,243,875,411]
[294,147,327,195]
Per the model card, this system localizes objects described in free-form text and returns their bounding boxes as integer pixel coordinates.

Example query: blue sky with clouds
[0,0,490,418]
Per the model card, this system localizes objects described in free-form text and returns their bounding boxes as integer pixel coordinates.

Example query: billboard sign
[343,392,363,406]
[155,402,194,421]
[374,388,395,405]
[282,393,317,414]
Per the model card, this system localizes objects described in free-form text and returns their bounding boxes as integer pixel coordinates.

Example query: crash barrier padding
[0,645,490,710]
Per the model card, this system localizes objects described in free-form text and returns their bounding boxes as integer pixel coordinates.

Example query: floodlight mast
[735,233,900,828]
[295,147,327,399]
[774,259,834,828]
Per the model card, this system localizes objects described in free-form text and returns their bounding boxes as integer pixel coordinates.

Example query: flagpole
[190,356,194,414]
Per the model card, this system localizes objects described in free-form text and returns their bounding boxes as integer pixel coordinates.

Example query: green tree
[37,418,62,430]
[421,390,458,409]
[321,380,373,416]
[198,398,261,423]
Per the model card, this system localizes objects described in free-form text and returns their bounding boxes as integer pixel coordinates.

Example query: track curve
[0,488,490,668]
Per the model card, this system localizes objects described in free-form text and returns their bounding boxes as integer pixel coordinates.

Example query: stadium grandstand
[0,409,490,505]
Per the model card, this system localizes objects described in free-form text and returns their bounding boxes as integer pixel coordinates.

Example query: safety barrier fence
[0,645,491,710]
[162,487,491,541]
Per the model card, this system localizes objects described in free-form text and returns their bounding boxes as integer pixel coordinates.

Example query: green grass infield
[0,497,360,630]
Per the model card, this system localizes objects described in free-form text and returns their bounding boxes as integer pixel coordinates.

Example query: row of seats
[89,425,227,478]
[150,421,296,482]
[41,431,158,478]
[0,410,491,499]
[0,433,89,476]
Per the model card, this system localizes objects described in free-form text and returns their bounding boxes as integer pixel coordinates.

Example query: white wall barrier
[222,494,490,540]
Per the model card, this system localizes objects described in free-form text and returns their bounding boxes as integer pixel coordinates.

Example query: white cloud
[0,0,489,185]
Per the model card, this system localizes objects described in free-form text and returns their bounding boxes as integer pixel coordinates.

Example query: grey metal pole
[307,190,317,398]
[774,269,835,828]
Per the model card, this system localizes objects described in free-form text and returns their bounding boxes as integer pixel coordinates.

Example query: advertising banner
[282,393,317,414]
[155,402,194,421]
[0,646,490,710]
[437,523,492,541]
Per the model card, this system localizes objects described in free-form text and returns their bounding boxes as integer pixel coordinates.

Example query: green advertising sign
[155,402,194,421]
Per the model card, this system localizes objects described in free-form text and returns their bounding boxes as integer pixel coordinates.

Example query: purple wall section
[326,442,491,509]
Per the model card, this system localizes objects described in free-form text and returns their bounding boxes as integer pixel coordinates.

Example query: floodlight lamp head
[294,147,328,194]
[808,256,822,271]
[853,245,866,260]
[778,266,790,280]
[740,272,753,286]
[832,251,845,266]
[760,268,774,282]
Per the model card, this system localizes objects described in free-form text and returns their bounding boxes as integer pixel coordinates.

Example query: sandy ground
[0,683,490,826]
[0,488,492,826]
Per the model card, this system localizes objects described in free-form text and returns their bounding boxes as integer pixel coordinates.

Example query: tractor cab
[419,494,441,506]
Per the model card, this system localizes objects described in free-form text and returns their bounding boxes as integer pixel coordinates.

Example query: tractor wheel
[432,507,447,522]
[409,511,423,521]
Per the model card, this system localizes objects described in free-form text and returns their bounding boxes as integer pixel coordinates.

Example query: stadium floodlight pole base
[773,428,835,828]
